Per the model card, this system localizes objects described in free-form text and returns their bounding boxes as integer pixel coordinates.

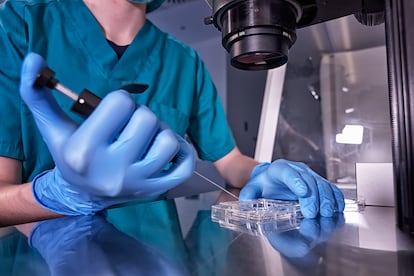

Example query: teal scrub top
[0,0,236,243]
[0,0,236,182]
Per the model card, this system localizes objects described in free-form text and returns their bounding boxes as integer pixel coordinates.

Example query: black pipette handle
[34,67,101,118]
[71,89,101,118]
[34,67,58,89]
[34,67,148,118]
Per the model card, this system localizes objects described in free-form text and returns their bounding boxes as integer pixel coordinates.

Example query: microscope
[204,0,385,70]
[204,0,414,234]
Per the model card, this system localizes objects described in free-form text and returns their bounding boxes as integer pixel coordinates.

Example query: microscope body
[205,0,384,70]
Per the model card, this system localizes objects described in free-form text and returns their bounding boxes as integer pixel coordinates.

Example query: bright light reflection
[345,108,355,114]
[336,125,364,144]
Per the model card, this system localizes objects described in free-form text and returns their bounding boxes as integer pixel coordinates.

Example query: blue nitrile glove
[239,160,345,218]
[20,52,195,215]
[29,216,189,276]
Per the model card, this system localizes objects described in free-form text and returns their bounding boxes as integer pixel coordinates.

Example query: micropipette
[34,66,148,117]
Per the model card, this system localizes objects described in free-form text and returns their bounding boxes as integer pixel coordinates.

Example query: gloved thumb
[20,52,77,150]
[239,182,263,200]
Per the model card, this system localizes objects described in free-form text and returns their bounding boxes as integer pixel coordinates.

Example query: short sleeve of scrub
[0,2,26,160]
[0,2,57,182]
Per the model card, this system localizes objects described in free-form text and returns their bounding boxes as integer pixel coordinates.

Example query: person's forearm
[0,183,62,227]
[214,147,259,189]
[224,155,258,188]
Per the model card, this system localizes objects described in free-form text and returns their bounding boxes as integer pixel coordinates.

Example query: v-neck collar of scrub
[63,0,156,80]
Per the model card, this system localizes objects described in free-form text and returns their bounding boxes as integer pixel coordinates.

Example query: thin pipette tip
[193,170,239,200]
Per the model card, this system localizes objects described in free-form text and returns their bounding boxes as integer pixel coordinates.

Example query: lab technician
[0,0,344,228]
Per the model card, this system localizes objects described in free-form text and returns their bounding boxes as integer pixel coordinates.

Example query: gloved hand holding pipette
[19,52,195,216]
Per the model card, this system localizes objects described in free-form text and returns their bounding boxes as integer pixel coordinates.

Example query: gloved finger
[288,162,337,218]
[307,168,345,213]
[316,179,335,217]
[112,105,160,163]
[298,186,319,219]
[132,127,180,175]
[143,135,196,193]
[64,90,136,172]
[157,135,195,177]
[268,160,309,197]
[239,181,264,200]
[283,162,319,218]
[74,90,136,144]
[332,184,346,212]
[19,52,77,149]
